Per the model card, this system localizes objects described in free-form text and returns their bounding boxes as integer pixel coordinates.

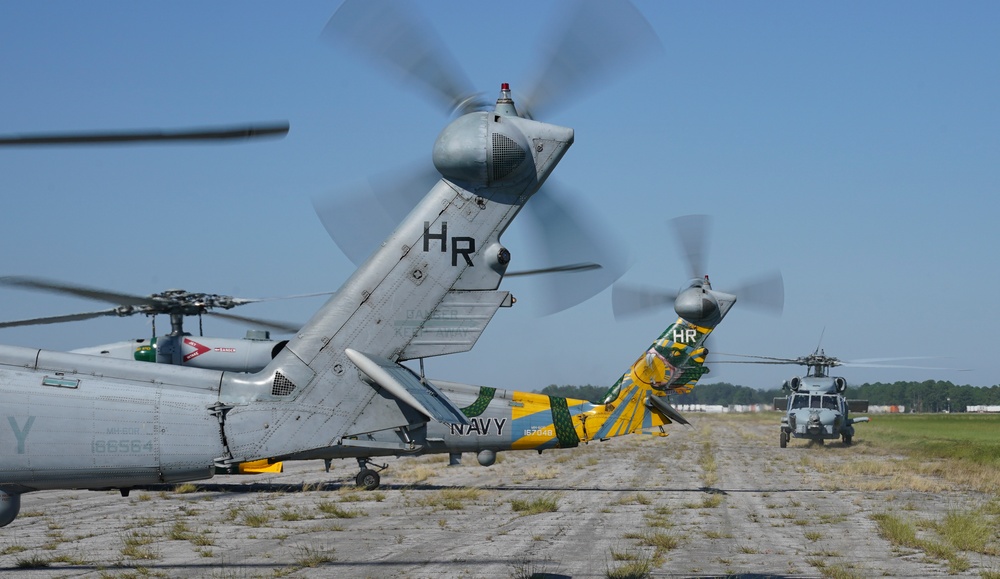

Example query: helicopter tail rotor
[611,216,784,322]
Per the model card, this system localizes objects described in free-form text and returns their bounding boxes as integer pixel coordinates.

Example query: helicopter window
[822,396,838,410]
[791,395,808,409]
[810,396,822,409]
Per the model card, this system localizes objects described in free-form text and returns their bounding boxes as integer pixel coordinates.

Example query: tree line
[540,381,1000,412]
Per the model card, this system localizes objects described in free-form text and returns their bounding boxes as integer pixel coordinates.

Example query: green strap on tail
[549,396,580,448]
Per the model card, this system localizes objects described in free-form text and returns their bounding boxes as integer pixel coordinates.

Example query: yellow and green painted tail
[453,314,719,451]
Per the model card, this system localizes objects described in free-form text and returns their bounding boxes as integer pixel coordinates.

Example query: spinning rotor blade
[313,163,438,267]
[0,276,323,332]
[712,352,965,371]
[612,284,678,320]
[670,214,711,280]
[323,0,486,116]
[731,270,785,316]
[0,123,289,147]
[0,309,125,329]
[0,276,158,307]
[505,263,601,277]
[611,216,784,321]
[517,185,629,314]
[323,0,662,121]
[205,312,300,334]
[522,0,663,119]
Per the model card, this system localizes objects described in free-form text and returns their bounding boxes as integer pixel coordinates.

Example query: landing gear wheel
[356,469,381,490]
[779,430,788,448]
[842,434,852,446]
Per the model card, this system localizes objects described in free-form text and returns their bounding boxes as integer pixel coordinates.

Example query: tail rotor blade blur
[733,270,784,316]
[523,0,663,119]
[323,0,486,116]
[670,214,710,280]
[612,284,677,321]
[314,163,439,266]
[519,186,629,315]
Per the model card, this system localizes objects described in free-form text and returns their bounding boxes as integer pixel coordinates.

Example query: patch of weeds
[736,542,761,554]
[510,494,559,515]
[15,554,50,568]
[190,532,215,547]
[804,531,822,542]
[510,556,561,579]
[173,483,198,494]
[280,507,312,521]
[168,521,192,541]
[606,553,653,579]
[419,487,483,510]
[120,529,160,560]
[294,544,335,568]
[636,531,679,553]
[240,507,272,528]
[1,544,28,555]
[821,564,865,579]
[936,509,993,554]
[871,512,968,573]
[701,494,723,508]
[316,501,362,519]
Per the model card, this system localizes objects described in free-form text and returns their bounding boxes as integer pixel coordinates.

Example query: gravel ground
[0,412,997,578]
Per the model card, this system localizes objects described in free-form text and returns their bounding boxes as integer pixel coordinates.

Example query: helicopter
[0,75,579,527]
[0,276,331,373]
[286,214,784,490]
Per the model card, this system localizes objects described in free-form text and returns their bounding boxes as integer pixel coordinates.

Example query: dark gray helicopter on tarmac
[714,348,953,447]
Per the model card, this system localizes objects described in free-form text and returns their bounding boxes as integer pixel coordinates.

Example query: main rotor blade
[0,309,124,328]
[506,263,601,277]
[731,270,784,316]
[228,291,335,306]
[0,276,158,307]
[323,0,486,116]
[522,0,663,119]
[0,123,289,147]
[712,353,802,364]
[205,311,300,334]
[670,214,711,280]
[612,283,678,321]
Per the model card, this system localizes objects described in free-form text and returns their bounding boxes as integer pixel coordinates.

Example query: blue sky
[1,1,997,393]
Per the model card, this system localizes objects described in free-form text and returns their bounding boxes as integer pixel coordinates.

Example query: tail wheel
[779,430,788,448]
[356,469,381,490]
[842,434,852,446]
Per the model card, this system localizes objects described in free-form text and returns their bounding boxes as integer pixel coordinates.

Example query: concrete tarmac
[0,413,996,577]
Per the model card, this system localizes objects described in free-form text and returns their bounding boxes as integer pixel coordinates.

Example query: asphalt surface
[0,413,996,578]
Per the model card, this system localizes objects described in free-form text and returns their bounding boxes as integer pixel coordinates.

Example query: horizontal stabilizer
[774,397,788,411]
[345,349,469,426]
[847,399,869,412]
[647,394,691,426]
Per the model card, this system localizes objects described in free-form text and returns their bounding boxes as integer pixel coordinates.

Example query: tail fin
[587,315,716,440]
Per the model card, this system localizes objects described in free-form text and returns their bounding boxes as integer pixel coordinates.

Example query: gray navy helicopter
[713,348,947,447]
[0,276,324,373]
[769,350,870,448]
[0,0,691,526]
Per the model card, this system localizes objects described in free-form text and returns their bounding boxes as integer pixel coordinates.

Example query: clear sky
[1,1,997,393]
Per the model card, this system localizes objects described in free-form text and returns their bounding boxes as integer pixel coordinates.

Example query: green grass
[864,414,1000,467]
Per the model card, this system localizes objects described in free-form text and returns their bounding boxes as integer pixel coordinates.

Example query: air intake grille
[492,133,526,181]
[271,372,296,396]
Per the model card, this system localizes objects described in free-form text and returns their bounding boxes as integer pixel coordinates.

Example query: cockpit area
[789,393,841,411]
